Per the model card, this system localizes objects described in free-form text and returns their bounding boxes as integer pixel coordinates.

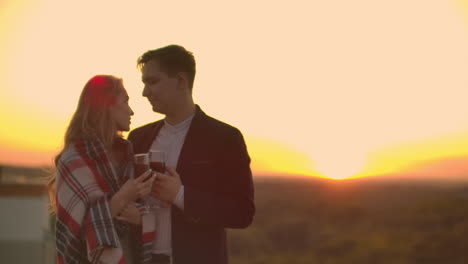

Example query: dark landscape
[2,165,468,264]
[228,176,468,264]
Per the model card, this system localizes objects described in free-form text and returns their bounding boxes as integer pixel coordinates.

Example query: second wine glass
[148,149,168,208]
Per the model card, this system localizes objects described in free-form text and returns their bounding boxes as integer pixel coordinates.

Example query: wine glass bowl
[149,150,166,173]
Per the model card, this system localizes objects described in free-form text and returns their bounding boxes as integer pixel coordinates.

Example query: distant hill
[0,164,50,185]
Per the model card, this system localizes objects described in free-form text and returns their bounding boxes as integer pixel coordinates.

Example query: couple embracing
[49,45,255,264]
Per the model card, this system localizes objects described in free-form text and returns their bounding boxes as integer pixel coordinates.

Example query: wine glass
[149,150,166,174]
[133,153,152,213]
[149,149,169,208]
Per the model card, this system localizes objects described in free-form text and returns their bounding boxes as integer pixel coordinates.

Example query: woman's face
[109,87,134,131]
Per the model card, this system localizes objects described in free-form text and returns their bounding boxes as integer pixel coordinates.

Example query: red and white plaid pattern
[55,138,156,264]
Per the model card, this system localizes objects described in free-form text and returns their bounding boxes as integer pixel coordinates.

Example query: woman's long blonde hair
[48,75,124,213]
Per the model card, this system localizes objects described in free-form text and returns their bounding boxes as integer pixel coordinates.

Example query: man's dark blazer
[127,105,255,264]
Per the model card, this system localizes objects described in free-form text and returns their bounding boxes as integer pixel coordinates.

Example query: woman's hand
[110,170,155,217]
[118,170,155,202]
[116,203,141,225]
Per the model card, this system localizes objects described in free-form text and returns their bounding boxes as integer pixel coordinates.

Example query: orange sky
[1,0,468,180]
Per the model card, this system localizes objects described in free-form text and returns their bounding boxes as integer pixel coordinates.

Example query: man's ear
[176,72,189,90]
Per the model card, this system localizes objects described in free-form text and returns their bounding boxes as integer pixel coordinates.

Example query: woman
[48,75,156,263]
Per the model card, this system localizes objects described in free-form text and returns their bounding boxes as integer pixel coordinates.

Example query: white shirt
[149,113,194,255]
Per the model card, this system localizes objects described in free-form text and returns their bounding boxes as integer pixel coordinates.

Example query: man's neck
[165,102,196,125]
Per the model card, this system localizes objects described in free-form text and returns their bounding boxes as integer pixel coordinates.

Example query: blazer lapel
[135,121,164,154]
[176,106,208,178]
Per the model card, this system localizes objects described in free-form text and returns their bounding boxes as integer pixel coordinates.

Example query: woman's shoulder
[57,141,85,166]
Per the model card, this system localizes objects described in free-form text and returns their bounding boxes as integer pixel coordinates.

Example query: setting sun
[314,153,367,180]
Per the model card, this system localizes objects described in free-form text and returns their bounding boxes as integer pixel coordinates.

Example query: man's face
[141,60,181,115]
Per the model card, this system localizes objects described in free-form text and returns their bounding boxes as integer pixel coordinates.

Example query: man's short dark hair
[137,45,196,89]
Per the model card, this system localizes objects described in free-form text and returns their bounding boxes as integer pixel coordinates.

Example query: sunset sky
[1,0,468,180]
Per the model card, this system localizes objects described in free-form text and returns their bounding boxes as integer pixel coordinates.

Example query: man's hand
[151,167,181,203]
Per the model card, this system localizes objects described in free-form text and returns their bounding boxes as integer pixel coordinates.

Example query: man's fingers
[152,176,167,187]
[155,172,172,182]
[166,167,178,177]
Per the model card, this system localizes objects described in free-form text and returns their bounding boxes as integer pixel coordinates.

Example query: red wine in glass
[150,161,166,173]
[149,150,165,173]
[134,153,150,176]
[135,163,150,176]
[148,150,168,208]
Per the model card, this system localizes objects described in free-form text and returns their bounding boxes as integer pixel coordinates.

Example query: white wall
[0,195,50,241]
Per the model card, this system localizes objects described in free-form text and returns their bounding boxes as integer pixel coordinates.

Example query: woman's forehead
[117,87,129,100]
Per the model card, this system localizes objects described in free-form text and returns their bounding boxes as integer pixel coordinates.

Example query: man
[128,45,255,264]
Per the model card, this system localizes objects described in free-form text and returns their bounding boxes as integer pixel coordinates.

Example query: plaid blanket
[55,137,156,264]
